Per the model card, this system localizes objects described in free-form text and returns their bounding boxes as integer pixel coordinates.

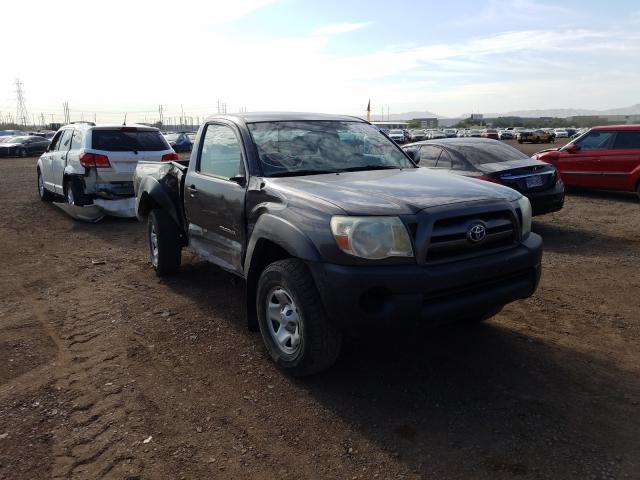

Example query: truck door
[183,122,247,274]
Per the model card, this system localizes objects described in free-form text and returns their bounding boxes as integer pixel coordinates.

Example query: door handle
[187,185,198,196]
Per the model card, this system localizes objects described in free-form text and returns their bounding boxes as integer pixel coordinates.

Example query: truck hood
[266,168,519,215]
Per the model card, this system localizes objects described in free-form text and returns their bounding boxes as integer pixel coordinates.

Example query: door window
[70,129,84,150]
[419,145,441,167]
[49,131,63,151]
[57,130,73,152]
[575,131,614,151]
[198,124,244,179]
[612,131,640,150]
[436,149,453,169]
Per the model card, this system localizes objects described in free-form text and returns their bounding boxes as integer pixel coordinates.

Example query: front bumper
[308,233,542,329]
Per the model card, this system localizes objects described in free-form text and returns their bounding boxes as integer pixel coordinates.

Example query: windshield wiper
[338,165,403,173]
[269,169,338,177]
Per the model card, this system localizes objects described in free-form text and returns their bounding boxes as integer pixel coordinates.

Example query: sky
[1,0,639,123]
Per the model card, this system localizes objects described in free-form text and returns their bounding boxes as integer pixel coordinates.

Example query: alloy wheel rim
[66,188,74,205]
[38,173,44,197]
[265,287,301,355]
[149,225,159,267]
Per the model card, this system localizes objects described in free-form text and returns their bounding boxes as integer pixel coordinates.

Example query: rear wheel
[148,209,181,276]
[257,259,342,376]
[37,168,54,202]
[64,176,91,206]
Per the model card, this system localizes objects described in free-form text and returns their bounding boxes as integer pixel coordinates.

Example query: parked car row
[0,135,51,157]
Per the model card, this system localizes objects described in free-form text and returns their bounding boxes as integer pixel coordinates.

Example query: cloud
[314,22,370,35]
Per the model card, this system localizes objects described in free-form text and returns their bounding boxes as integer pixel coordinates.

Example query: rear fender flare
[136,176,182,228]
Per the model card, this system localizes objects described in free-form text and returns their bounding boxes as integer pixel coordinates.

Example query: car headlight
[330,216,413,259]
[516,196,532,239]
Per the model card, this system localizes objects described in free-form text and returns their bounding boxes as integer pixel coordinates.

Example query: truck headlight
[517,196,532,239]
[330,216,413,259]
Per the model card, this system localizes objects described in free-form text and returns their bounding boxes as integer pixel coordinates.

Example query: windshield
[164,133,179,141]
[248,121,414,177]
[7,136,28,143]
[449,142,529,165]
[389,129,402,134]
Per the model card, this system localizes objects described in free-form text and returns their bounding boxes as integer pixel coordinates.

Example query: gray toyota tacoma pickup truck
[134,112,542,376]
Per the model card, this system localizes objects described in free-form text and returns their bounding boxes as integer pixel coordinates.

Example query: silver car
[37,123,176,213]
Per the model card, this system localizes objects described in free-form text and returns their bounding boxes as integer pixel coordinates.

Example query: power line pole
[15,78,29,127]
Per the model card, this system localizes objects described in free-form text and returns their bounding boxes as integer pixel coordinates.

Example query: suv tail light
[79,152,110,168]
[162,152,179,161]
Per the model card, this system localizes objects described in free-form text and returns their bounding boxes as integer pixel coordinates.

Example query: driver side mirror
[565,143,579,154]
[405,148,420,163]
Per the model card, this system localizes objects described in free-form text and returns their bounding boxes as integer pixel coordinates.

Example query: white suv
[37,123,177,212]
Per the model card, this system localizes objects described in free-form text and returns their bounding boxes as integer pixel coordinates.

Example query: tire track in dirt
[12,280,146,480]
[49,299,145,480]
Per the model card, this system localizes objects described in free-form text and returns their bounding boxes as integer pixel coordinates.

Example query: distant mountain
[386,110,441,121]
[385,104,640,121]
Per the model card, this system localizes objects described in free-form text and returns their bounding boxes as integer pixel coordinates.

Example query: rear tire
[37,168,54,202]
[64,176,91,206]
[148,209,181,276]
[256,259,342,376]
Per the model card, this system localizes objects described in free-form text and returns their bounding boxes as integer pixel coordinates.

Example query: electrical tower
[15,78,29,127]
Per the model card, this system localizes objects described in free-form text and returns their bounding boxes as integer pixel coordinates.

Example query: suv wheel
[148,209,181,276]
[64,177,90,206]
[37,168,54,202]
[256,259,342,376]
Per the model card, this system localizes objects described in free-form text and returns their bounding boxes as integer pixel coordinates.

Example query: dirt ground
[0,141,638,480]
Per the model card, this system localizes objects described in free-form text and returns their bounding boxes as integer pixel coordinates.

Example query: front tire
[148,209,181,276]
[17,147,27,158]
[256,259,342,376]
[37,168,54,202]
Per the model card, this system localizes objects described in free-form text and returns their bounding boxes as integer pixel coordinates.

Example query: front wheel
[256,259,342,376]
[17,147,27,158]
[148,209,181,276]
[37,168,54,202]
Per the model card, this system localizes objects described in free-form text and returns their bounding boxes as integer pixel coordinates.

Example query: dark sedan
[0,135,51,157]
[403,138,565,215]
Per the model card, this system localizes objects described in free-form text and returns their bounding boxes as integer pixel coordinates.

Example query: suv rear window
[91,129,168,151]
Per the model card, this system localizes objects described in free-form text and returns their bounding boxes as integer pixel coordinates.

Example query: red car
[534,125,640,198]
[481,128,499,140]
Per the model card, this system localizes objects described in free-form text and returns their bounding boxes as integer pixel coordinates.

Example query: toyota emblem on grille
[467,223,487,243]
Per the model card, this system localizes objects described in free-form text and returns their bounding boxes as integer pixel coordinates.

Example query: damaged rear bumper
[54,197,136,222]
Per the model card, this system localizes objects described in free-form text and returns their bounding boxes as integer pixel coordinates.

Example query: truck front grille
[425,210,517,263]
